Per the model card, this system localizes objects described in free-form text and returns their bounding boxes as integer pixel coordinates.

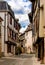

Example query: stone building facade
[19,33,25,53]
[0,1,20,56]
[29,0,45,64]
[25,24,33,53]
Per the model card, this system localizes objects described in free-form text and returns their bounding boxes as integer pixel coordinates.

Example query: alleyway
[0,54,44,65]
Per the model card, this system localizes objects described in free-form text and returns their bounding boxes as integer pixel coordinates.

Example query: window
[11,30,12,38]
[12,31,13,39]
[16,33,18,40]
[8,28,10,37]
[10,16,12,25]
[12,33,16,40]
[17,24,18,30]
[36,20,37,32]
[15,33,16,40]
[14,21,16,27]
[0,2,6,10]
[13,32,15,40]
[9,29,12,38]
[0,26,1,38]
[15,22,17,29]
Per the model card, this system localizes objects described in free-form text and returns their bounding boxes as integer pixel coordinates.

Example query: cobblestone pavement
[0,54,45,65]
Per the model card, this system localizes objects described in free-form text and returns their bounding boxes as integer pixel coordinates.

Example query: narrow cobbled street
[0,54,44,65]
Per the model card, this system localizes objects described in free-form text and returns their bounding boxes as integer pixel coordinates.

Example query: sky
[4,0,32,33]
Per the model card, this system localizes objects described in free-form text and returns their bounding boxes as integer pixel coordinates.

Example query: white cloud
[24,6,31,14]
[5,0,32,14]
[15,14,30,32]
[20,26,27,33]
[7,0,21,10]
[17,1,31,7]
[15,14,29,23]
[4,0,31,33]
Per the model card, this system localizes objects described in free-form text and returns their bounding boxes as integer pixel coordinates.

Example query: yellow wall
[39,0,45,37]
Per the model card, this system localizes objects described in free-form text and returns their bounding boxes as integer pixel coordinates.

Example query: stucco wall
[25,31,33,53]
[0,12,5,53]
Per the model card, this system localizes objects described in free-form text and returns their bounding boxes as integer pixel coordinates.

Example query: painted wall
[25,31,33,53]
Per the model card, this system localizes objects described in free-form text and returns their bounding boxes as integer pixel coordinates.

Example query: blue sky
[4,0,32,33]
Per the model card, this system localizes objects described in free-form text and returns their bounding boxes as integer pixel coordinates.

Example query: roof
[0,1,14,18]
